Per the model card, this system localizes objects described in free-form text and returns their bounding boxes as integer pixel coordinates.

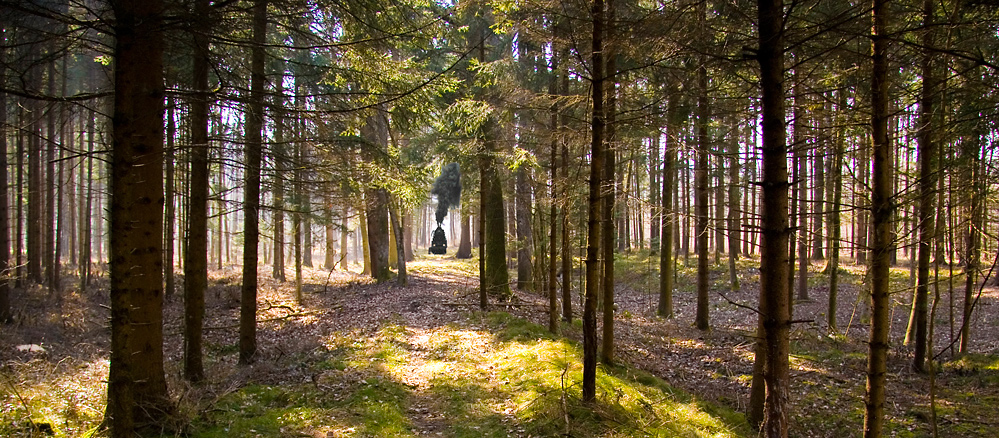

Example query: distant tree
[0,62,9,324]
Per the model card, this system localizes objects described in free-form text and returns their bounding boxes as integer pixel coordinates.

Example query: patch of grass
[186,311,751,437]
[0,359,107,438]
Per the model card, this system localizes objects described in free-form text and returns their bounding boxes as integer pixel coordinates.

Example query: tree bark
[0,82,10,322]
[456,212,472,258]
[911,0,937,373]
[601,0,617,365]
[658,115,675,318]
[182,0,210,383]
[727,119,741,291]
[828,92,845,332]
[362,114,391,282]
[239,0,268,365]
[865,0,894,435]
[272,69,286,281]
[583,0,605,403]
[107,0,172,433]
[694,11,710,331]
[755,0,791,434]
[515,165,533,290]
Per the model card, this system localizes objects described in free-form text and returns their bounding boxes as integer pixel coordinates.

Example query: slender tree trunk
[107,0,172,433]
[17,106,24,288]
[959,139,982,355]
[272,73,286,281]
[694,11,710,331]
[339,209,349,270]
[560,57,572,323]
[601,1,617,364]
[727,120,741,291]
[27,70,41,284]
[753,0,791,434]
[548,60,560,333]
[658,119,675,317]
[389,198,406,285]
[325,199,336,269]
[0,86,10,323]
[583,0,605,403]
[828,92,845,331]
[360,207,370,275]
[516,165,533,290]
[183,0,210,382]
[650,135,660,256]
[45,57,56,295]
[164,96,175,300]
[239,0,268,365]
[911,0,937,373]
[865,1,894,434]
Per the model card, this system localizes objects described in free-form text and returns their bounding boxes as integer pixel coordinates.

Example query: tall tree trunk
[911,0,937,373]
[694,9,710,331]
[17,106,24,288]
[339,209,349,270]
[362,113,390,282]
[959,138,982,355]
[752,0,791,434]
[583,0,605,403]
[183,0,210,382]
[828,92,845,331]
[548,58,560,333]
[658,114,675,318]
[239,0,268,365]
[0,85,10,323]
[164,96,175,301]
[45,56,56,295]
[272,72,286,281]
[80,108,94,290]
[650,135,661,256]
[865,0,894,434]
[515,165,533,290]
[796,105,809,302]
[304,198,313,268]
[727,119,741,291]
[107,0,172,434]
[601,0,617,365]
[560,55,572,323]
[27,68,41,284]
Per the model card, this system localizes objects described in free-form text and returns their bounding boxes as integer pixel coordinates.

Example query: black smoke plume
[431,163,461,225]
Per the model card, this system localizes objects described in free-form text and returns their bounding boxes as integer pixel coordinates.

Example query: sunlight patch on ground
[0,356,108,437]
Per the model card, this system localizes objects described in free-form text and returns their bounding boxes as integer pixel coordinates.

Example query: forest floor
[1,252,998,437]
